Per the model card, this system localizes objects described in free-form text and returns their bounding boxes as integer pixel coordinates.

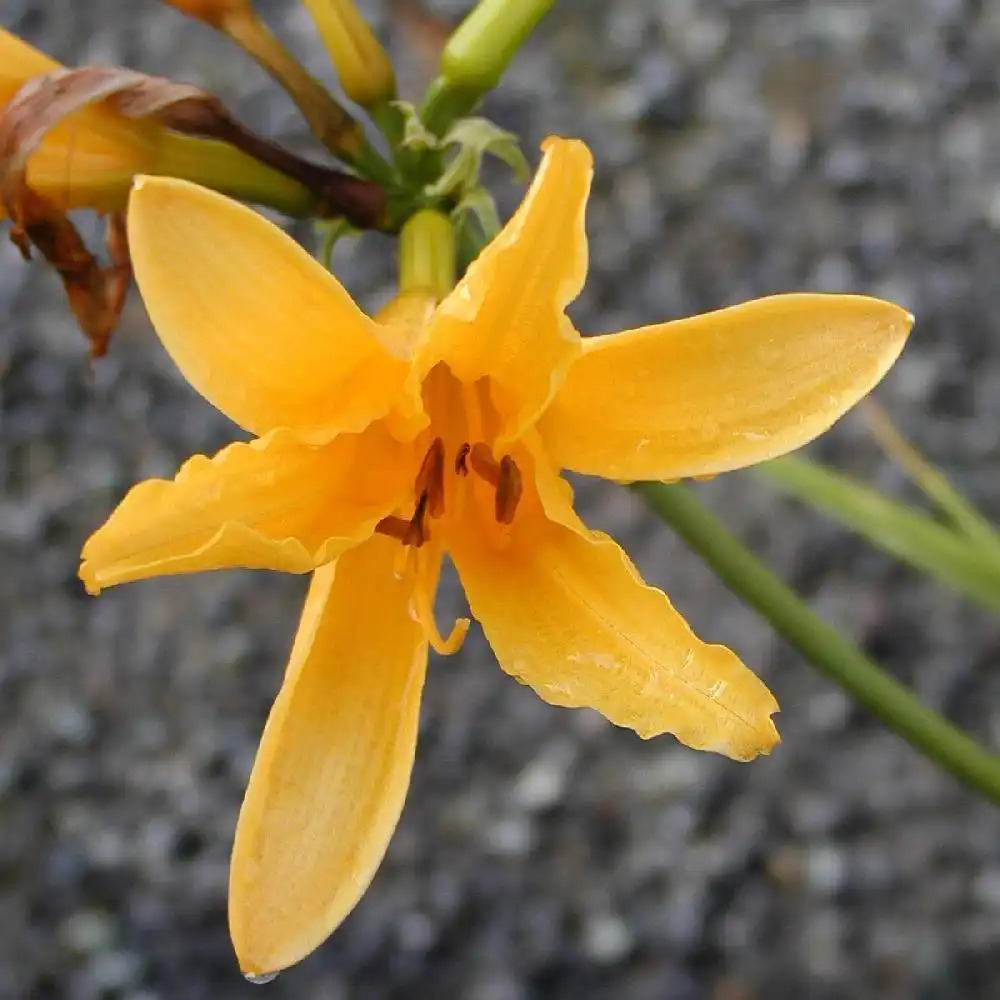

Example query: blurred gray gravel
[3,1,1000,998]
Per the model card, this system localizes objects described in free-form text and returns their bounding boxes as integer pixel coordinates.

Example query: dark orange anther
[375,514,412,543]
[415,437,446,519]
[494,455,523,525]
[403,490,431,547]
[376,487,433,548]
[455,442,471,477]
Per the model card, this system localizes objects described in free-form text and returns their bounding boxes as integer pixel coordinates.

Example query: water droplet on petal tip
[243,971,280,985]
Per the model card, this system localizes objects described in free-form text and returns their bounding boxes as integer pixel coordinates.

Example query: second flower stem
[636,480,1000,807]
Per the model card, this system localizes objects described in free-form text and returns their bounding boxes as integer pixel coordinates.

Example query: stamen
[495,455,523,524]
[415,437,446,518]
[375,514,412,543]
[455,442,471,477]
[377,438,448,550]
[469,443,500,486]
[467,443,523,524]
[393,541,414,580]
[412,569,470,655]
[376,491,432,549]
[403,490,431,547]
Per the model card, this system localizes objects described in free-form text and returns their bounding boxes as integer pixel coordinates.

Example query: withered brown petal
[0,68,153,356]
[0,64,387,356]
[0,66,386,228]
[8,187,130,357]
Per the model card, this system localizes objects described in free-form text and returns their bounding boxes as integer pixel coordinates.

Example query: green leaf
[756,455,1000,615]
[391,100,440,152]
[426,145,481,199]
[451,186,502,271]
[442,118,530,181]
[314,218,357,269]
[862,400,1000,556]
[453,186,502,239]
[427,119,530,200]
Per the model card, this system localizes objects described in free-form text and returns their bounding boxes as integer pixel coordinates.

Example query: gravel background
[3,1,1000,998]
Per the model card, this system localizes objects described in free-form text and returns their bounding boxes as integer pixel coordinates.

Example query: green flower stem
[635,480,1000,806]
[399,209,456,300]
[156,134,316,217]
[420,76,482,137]
[422,0,560,134]
[222,6,365,162]
[351,140,397,189]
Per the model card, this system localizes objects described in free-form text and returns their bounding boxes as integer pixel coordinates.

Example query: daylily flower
[79,138,911,976]
[0,26,311,219]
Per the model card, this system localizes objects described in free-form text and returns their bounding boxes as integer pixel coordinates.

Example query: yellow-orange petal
[230,536,427,977]
[449,460,779,760]
[79,423,413,594]
[127,176,420,440]
[0,29,49,222]
[0,28,58,91]
[539,294,913,482]
[373,289,438,359]
[412,137,591,442]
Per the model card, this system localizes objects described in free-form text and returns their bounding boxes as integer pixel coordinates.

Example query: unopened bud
[301,0,396,108]
[441,0,557,93]
[399,209,455,301]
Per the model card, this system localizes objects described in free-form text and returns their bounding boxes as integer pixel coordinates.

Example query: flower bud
[440,0,557,93]
[301,0,395,108]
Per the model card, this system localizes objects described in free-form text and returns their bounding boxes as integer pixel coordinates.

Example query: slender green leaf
[862,399,1000,555]
[756,455,1000,615]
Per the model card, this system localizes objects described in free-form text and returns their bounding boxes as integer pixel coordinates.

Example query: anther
[495,455,523,524]
[375,514,411,544]
[455,442,471,477]
[415,437,446,518]
[376,490,431,548]
[403,490,431,547]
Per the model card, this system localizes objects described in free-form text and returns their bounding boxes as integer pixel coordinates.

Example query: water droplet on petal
[243,971,279,985]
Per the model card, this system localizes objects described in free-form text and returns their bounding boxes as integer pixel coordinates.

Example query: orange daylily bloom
[80,138,912,976]
[0,27,310,219]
